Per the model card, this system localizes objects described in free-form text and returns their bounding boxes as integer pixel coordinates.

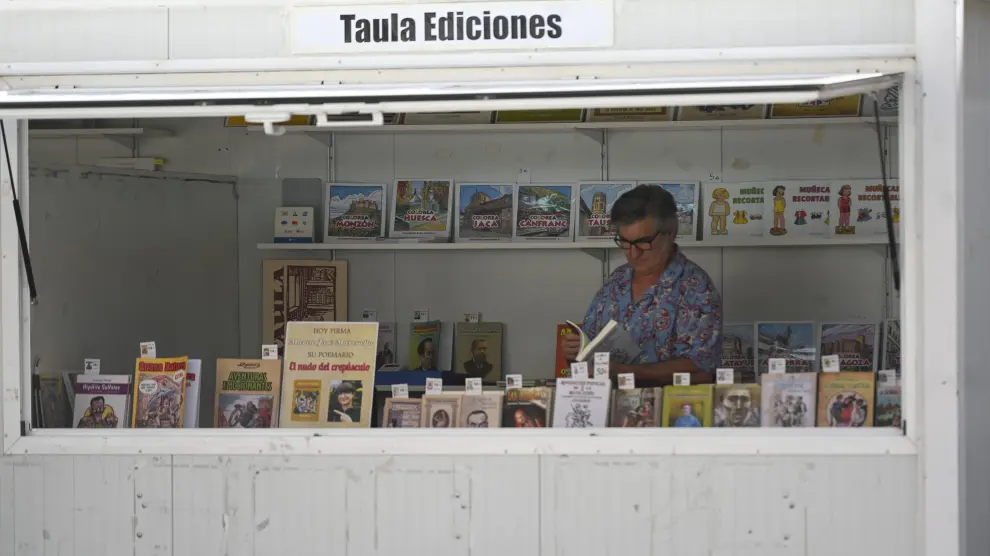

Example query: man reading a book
[562,185,722,385]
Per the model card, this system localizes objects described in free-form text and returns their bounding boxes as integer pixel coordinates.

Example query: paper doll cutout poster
[703,183,764,242]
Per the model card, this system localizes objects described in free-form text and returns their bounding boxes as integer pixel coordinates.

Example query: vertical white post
[915,0,963,553]
[0,118,25,453]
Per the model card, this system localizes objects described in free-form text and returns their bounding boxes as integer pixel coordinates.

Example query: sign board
[290,1,614,55]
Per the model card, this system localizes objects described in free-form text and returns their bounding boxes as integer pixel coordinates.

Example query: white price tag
[879,370,896,385]
[673,372,691,386]
[570,361,589,379]
[261,345,278,360]
[716,368,735,385]
[83,358,101,375]
[517,168,532,184]
[768,358,787,374]
[139,341,157,359]
[362,309,377,321]
[463,312,481,323]
[593,352,610,379]
[821,354,840,373]
[505,374,523,389]
[425,378,443,395]
[465,377,482,394]
[391,384,409,398]
[617,373,635,390]
[413,309,430,322]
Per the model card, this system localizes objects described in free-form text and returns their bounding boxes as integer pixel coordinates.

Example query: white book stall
[0,0,978,555]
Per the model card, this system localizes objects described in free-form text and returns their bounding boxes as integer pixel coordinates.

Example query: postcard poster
[720,323,756,383]
[770,95,862,118]
[764,181,832,238]
[495,109,584,123]
[262,260,349,351]
[552,378,610,428]
[819,322,879,372]
[610,387,661,427]
[677,104,766,121]
[422,394,461,428]
[577,182,635,240]
[383,398,423,428]
[402,111,493,125]
[131,356,188,429]
[324,183,386,240]
[817,372,876,427]
[513,184,574,241]
[713,384,761,427]
[586,107,671,122]
[831,180,901,237]
[460,392,503,428]
[390,179,453,239]
[215,359,281,428]
[641,182,699,242]
[760,373,816,427]
[756,321,817,373]
[502,387,553,427]
[455,183,514,242]
[704,182,765,242]
[875,383,902,427]
[278,321,378,428]
[661,385,713,428]
[883,319,901,371]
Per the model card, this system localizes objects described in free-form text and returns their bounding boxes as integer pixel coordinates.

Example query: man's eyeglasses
[614,230,665,250]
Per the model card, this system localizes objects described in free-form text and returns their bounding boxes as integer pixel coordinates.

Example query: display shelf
[245,116,898,135]
[257,236,894,251]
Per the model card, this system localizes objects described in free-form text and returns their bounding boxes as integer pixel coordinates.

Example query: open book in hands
[565,319,642,364]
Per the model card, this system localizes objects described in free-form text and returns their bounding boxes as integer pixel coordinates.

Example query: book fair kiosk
[0,0,979,555]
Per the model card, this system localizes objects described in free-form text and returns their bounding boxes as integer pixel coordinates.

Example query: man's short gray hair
[609,184,679,235]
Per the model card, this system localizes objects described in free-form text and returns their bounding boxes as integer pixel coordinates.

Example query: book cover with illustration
[389,179,454,240]
[554,323,571,378]
[278,321,379,428]
[720,323,757,383]
[712,384,761,427]
[502,387,553,427]
[661,385,713,428]
[376,322,397,370]
[770,95,862,118]
[262,259,348,351]
[72,375,131,429]
[576,182,635,240]
[454,322,504,381]
[703,182,766,242]
[875,379,901,428]
[828,180,901,237]
[460,392,503,428]
[455,183,514,241]
[324,183,386,240]
[760,373,817,427]
[640,182,700,243]
[131,356,188,429]
[552,378,610,428]
[756,321,817,373]
[817,372,876,427]
[610,387,661,427]
[215,359,282,428]
[513,184,574,241]
[422,394,462,428]
[409,320,442,371]
[882,318,901,372]
[36,373,72,428]
[677,105,766,121]
[763,181,832,238]
[382,397,423,428]
[819,322,880,371]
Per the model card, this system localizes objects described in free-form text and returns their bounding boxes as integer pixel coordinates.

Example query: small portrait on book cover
[77,396,118,428]
[412,337,436,371]
[135,375,183,428]
[430,408,452,428]
[219,394,274,428]
[464,409,490,428]
[462,338,493,378]
[671,403,703,428]
[713,386,760,427]
[328,380,363,423]
[825,391,869,427]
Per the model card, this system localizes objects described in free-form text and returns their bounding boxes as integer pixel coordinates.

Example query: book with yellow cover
[131,356,188,428]
[215,359,282,428]
[661,385,713,428]
[817,372,876,427]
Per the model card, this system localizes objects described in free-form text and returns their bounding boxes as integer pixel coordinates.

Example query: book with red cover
[555,324,570,378]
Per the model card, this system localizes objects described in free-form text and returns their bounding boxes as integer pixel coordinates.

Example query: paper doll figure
[825,211,830,225]
[836,184,855,234]
[770,185,787,235]
[892,207,901,223]
[708,187,730,235]
[857,208,873,222]
[794,210,808,225]
[732,210,748,224]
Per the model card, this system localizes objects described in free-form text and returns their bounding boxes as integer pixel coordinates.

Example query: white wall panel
[607,129,722,182]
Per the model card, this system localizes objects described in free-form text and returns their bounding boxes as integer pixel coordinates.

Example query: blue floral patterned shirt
[581,248,723,373]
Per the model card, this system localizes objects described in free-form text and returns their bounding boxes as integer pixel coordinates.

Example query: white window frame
[0,65,920,457]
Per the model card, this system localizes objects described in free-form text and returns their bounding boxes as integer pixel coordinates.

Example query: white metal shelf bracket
[575,128,605,146]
